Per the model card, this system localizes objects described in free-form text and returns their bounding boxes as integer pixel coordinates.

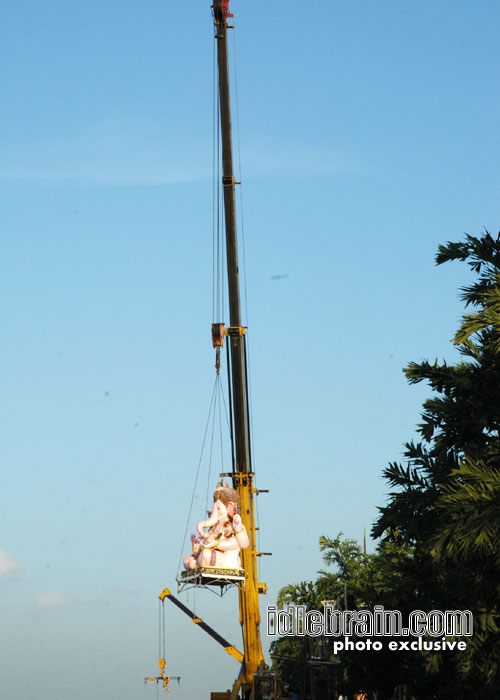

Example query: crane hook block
[212,322,225,348]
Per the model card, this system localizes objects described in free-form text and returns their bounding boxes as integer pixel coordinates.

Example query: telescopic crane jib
[210,0,268,694]
[159,2,280,698]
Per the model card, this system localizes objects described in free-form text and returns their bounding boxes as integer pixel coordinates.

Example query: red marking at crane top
[221,0,233,18]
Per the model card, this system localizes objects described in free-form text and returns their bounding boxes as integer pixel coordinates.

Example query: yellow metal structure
[211,0,273,694]
[144,652,180,693]
[211,0,268,692]
[159,588,244,664]
[160,2,277,696]
[233,472,267,688]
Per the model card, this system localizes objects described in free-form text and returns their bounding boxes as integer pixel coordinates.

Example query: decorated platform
[177,566,245,594]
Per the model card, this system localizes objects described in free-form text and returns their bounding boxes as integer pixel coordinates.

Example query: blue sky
[1,1,499,698]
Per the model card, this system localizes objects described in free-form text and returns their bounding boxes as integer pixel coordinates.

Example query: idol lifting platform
[177,566,245,595]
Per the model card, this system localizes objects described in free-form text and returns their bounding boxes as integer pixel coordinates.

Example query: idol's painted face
[214,498,236,521]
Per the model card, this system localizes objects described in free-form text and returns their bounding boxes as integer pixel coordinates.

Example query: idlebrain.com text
[267,605,472,652]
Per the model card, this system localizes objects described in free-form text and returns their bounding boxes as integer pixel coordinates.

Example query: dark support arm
[159,588,244,663]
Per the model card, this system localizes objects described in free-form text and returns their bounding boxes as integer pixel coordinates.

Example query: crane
[211,0,267,693]
[160,2,282,698]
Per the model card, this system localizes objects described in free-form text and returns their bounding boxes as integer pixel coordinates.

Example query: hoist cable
[212,31,224,323]
[212,33,218,322]
[162,600,166,665]
[221,186,225,322]
[231,27,249,325]
[217,375,225,476]
[219,370,232,434]
[205,376,219,513]
[205,374,228,509]
[158,599,161,664]
[217,95,221,321]
[176,376,219,577]
[216,39,222,321]
[225,341,236,473]
[232,27,262,572]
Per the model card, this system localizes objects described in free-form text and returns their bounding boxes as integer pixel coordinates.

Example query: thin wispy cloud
[0,550,23,578]
[108,586,140,596]
[242,138,368,177]
[0,116,211,186]
[0,115,367,185]
[32,591,73,610]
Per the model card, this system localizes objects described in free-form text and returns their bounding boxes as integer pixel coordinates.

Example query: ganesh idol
[183,481,250,570]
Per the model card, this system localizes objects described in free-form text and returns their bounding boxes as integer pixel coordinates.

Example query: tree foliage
[273,231,500,698]
[271,534,430,700]
[373,230,500,688]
